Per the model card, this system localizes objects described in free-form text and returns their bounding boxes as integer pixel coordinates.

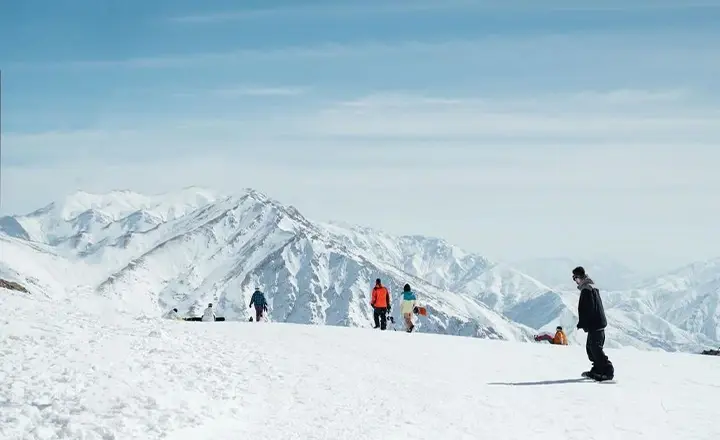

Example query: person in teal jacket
[400,284,417,332]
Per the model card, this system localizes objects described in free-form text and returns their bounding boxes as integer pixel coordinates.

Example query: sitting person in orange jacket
[534,326,568,345]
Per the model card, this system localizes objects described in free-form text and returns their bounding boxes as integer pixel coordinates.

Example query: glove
[263,305,268,311]
[386,306,391,313]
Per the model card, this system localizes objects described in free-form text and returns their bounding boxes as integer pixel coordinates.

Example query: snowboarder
[167,308,182,320]
[400,283,417,333]
[573,266,614,381]
[534,326,568,345]
[201,303,216,322]
[249,287,268,322]
[371,278,390,330]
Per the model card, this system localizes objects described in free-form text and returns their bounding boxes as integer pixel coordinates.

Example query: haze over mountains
[1,187,717,353]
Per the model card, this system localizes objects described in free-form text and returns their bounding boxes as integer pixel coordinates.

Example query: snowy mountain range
[1,187,718,353]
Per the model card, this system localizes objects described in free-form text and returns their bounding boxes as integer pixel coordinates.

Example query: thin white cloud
[167,0,719,24]
[6,42,378,70]
[298,89,719,141]
[216,86,308,97]
[7,88,718,154]
[167,0,480,24]
[339,88,692,109]
[174,86,309,99]
[9,29,718,72]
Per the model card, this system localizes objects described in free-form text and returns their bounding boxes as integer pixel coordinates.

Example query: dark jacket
[577,278,607,332]
[249,290,267,308]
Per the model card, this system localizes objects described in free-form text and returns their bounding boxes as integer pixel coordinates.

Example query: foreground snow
[2,290,719,440]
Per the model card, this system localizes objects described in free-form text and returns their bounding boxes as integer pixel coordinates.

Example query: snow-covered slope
[321,223,578,332]
[1,187,719,352]
[317,224,712,350]
[2,289,719,440]
[89,190,531,340]
[322,221,492,289]
[0,188,529,340]
[618,258,720,342]
[0,235,79,299]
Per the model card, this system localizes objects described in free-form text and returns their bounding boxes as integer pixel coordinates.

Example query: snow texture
[2,288,719,440]
[1,187,719,353]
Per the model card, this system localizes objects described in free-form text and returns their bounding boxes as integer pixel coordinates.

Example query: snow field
[2,290,719,440]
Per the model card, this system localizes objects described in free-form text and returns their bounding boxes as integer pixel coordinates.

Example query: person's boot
[596,364,614,381]
[581,367,599,378]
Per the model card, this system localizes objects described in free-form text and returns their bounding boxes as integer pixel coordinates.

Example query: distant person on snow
[371,278,391,330]
[534,326,568,345]
[574,266,614,381]
[201,303,216,322]
[167,308,182,320]
[249,287,268,322]
[400,284,417,333]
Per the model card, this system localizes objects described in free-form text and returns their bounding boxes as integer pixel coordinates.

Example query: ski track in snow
[2,290,719,440]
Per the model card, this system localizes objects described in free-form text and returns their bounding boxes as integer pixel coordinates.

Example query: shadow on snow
[488,378,589,386]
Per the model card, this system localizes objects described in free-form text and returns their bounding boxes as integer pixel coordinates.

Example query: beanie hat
[403,283,411,292]
[572,266,586,279]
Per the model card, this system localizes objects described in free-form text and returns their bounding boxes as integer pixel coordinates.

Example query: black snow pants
[586,329,614,376]
[373,307,387,330]
[255,305,264,322]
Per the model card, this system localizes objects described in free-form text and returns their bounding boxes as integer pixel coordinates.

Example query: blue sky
[2,0,720,272]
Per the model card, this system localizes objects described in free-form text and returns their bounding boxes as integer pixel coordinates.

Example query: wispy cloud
[6,42,400,70]
[167,0,479,24]
[339,89,691,109]
[167,0,720,24]
[173,86,309,99]
[7,28,718,72]
[301,89,719,141]
[7,88,718,162]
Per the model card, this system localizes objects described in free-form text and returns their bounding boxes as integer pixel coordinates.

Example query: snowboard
[581,372,616,383]
[413,306,428,316]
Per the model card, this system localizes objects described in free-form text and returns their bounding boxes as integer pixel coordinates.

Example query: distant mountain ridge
[1,187,718,353]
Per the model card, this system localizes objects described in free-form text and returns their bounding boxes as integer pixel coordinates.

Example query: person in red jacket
[371,278,391,330]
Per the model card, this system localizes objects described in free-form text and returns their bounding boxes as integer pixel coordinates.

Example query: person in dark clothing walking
[573,266,614,381]
[249,287,268,322]
[371,278,391,330]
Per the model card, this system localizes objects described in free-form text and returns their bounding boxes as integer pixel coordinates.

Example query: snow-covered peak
[635,257,720,291]
[30,186,219,221]
[4,187,221,248]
